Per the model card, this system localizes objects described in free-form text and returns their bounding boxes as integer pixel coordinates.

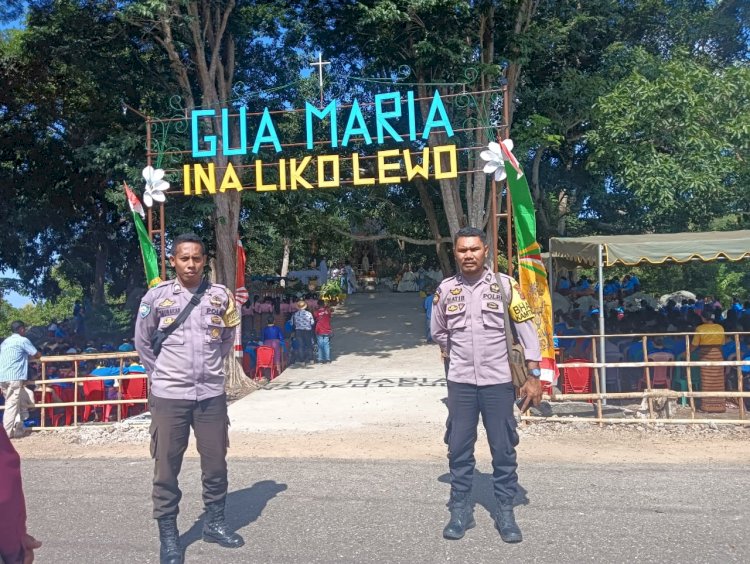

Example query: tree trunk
[91,241,107,307]
[531,145,552,237]
[280,237,291,287]
[414,178,453,276]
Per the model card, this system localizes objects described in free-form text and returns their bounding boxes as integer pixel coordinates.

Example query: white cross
[310,51,330,107]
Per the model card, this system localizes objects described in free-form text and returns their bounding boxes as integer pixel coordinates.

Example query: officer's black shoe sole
[442,517,476,540]
[202,532,245,548]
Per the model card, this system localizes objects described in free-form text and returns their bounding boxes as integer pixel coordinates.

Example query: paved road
[24,458,748,563]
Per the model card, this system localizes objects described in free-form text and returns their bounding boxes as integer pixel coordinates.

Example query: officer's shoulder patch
[432,291,440,305]
[139,303,151,318]
[222,288,240,328]
[509,283,534,323]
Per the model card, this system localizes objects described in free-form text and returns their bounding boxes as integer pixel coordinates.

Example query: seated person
[556,276,572,296]
[602,279,620,300]
[261,317,285,373]
[572,276,594,298]
[621,275,636,296]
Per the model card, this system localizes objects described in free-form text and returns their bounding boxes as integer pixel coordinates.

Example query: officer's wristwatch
[527,368,542,379]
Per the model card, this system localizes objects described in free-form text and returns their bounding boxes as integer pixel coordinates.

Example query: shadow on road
[332,293,430,359]
[438,470,530,514]
[180,479,288,549]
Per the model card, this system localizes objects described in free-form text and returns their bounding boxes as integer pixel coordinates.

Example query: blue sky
[1,270,31,308]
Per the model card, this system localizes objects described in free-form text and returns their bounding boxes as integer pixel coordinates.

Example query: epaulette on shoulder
[154,279,173,289]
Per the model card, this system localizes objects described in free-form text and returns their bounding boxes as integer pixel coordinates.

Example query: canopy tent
[548,230,750,400]
[549,230,750,268]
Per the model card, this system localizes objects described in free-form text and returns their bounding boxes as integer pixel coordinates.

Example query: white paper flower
[142,166,170,208]
[479,139,515,182]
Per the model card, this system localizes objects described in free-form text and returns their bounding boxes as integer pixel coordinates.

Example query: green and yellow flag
[124,183,162,289]
[503,158,557,383]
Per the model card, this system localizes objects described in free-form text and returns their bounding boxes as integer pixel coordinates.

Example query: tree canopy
[0,0,748,329]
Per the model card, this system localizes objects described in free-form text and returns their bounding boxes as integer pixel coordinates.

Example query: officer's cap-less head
[453,227,488,277]
[169,233,206,289]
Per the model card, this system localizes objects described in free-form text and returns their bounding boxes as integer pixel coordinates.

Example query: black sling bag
[150,277,209,357]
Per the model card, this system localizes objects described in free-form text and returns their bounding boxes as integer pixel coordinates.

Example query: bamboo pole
[685,333,696,418]
[549,390,750,400]
[40,360,47,429]
[642,336,654,418]
[735,333,745,421]
[592,343,603,425]
[73,360,79,425]
[118,356,124,422]
[521,416,750,426]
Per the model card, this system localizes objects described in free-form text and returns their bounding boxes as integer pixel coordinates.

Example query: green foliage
[0,269,81,334]
[587,50,750,231]
[1,0,749,310]
[319,278,344,301]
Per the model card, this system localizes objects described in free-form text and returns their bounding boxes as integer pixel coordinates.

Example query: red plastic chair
[82,378,112,422]
[121,377,148,419]
[254,346,278,381]
[562,358,593,398]
[34,389,65,427]
[52,385,75,426]
[639,352,674,390]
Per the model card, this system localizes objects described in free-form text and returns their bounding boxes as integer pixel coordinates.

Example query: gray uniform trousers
[149,393,229,519]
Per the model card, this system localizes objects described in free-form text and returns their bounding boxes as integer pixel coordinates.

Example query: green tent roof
[549,230,750,267]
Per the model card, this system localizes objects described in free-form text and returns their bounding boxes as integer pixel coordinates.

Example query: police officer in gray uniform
[135,233,243,564]
[431,227,543,543]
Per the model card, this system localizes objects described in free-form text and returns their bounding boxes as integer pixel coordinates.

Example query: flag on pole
[234,239,249,357]
[235,239,249,307]
[503,159,558,384]
[124,183,162,289]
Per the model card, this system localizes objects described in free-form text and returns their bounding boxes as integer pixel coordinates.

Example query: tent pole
[598,244,607,405]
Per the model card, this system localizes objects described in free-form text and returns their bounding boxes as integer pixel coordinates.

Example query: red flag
[235,239,249,306]
[234,239,249,358]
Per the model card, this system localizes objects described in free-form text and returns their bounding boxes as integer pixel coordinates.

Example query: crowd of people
[553,275,750,413]
[242,298,335,380]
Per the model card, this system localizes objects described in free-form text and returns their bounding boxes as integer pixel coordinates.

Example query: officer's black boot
[157,516,184,564]
[442,491,475,540]
[202,501,245,548]
[494,501,522,543]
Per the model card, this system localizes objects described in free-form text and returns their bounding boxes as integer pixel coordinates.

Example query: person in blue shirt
[261,317,285,374]
[556,276,571,296]
[424,288,435,342]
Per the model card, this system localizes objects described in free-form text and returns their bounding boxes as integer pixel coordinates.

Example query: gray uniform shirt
[431,269,542,386]
[134,280,240,401]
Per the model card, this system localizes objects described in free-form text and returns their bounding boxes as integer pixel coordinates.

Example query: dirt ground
[13,422,750,465]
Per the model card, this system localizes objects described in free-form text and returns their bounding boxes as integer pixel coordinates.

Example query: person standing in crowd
[431,227,542,544]
[423,286,435,343]
[313,300,333,363]
[0,425,42,563]
[0,321,40,439]
[135,233,244,564]
[344,260,357,294]
[262,316,285,376]
[318,257,329,285]
[692,307,727,413]
[292,300,315,365]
